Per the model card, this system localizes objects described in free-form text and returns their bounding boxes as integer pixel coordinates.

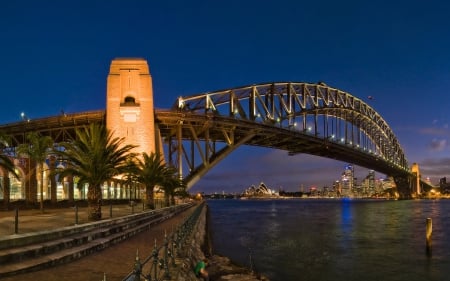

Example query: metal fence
[121,201,204,281]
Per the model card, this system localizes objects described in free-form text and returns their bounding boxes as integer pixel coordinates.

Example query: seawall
[172,202,269,281]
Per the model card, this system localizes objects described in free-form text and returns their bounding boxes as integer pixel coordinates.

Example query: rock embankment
[172,202,269,281]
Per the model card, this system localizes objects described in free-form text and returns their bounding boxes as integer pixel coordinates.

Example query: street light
[20,112,30,122]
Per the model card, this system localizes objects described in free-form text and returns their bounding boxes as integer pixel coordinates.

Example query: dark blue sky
[2,0,450,193]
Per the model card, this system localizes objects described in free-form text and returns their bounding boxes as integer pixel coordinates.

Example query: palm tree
[136,152,167,209]
[122,158,140,200]
[160,166,187,206]
[55,123,136,221]
[17,132,53,213]
[0,132,19,210]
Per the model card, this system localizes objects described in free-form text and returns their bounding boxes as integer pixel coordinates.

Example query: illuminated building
[340,164,354,197]
[106,58,157,157]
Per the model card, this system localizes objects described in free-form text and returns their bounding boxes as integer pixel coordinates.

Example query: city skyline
[2,1,450,193]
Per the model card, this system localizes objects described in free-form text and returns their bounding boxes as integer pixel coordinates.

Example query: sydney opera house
[241,182,279,198]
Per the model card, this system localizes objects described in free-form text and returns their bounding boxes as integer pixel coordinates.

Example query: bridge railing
[121,201,204,281]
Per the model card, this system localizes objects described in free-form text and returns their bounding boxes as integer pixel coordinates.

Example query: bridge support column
[411,163,421,195]
[106,58,158,157]
[49,156,57,204]
[393,176,413,199]
[1,168,10,210]
[68,174,74,203]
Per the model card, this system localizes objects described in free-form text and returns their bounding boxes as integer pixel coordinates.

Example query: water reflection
[208,199,450,281]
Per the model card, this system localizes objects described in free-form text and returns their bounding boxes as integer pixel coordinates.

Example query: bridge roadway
[1,78,429,197]
[0,109,411,181]
[0,204,197,281]
[155,110,411,178]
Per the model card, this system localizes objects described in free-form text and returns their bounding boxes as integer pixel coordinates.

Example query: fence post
[14,207,19,234]
[133,249,142,281]
[426,218,432,256]
[248,247,254,273]
[170,226,176,266]
[151,239,159,281]
[163,231,171,279]
[75,205,79,225]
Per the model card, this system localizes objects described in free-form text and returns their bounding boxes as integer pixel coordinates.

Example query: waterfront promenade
[0,204,196,281]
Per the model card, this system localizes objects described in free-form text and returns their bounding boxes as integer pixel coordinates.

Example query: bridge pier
[393,176,413,199]
[106,58,158,158]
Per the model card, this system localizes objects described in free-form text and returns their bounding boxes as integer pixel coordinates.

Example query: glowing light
[20,112,30,122]
[177,97,184,109]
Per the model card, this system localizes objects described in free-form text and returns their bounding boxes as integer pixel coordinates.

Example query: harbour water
[207,198,450,281]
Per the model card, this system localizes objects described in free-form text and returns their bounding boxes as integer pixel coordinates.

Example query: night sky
[2,0,450,193]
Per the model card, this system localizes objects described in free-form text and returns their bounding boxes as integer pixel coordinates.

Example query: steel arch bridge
[0,82,420,197]
[157,82,415,194]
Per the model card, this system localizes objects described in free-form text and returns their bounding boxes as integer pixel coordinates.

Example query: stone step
[0,209,163,250]
[0,212,164,264]
[0,208,181,277]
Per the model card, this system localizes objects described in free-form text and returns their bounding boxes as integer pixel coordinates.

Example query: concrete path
[0,203,196,281]
[0,204,141,236]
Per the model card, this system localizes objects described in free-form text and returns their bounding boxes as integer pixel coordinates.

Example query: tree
[55,123,136,221]
[0,132,19,210]
[160,166,187,206]
[122,158,140,200]
[17,132,53,213]
[136,152,167,209]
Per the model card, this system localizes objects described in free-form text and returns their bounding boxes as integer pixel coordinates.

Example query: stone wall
[171,202,269,281]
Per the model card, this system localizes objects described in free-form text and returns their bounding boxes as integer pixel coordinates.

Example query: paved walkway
[0,204,197,281]
[0,204,144,236]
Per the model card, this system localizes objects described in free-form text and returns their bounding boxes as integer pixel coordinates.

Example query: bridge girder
[0,111,105,146]
[175,83,406,166]
[0,82,420,195]
[156,111,411,188]
[171,82,413,191]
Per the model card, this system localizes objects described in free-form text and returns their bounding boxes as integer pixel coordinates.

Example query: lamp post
[20,112,30,122]
[20,112,31,206]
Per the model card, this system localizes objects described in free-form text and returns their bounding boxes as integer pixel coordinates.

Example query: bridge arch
[0,81,421,200]
[157,82,410,190]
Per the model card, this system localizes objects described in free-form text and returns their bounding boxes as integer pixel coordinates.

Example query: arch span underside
[158,82,416,194]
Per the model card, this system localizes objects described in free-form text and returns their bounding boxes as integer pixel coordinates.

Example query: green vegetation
[0,123,188,220]
[135,152,168,209]
[55,123,137,221]
[0,132,18,210]
[17,132,53,213]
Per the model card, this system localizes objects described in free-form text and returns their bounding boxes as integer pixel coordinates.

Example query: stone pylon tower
[411,162,421,195]
[106,58,156,156]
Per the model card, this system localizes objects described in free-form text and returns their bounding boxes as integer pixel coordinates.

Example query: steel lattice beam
[175,82,408,171]
[0,82,418,194]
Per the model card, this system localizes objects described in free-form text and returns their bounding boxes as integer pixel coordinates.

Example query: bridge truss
[157,82,411,189]
[0,111,105,156]
[0,82,416,194]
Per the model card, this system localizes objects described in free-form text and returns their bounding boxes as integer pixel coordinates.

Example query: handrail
[121,202,204,281]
